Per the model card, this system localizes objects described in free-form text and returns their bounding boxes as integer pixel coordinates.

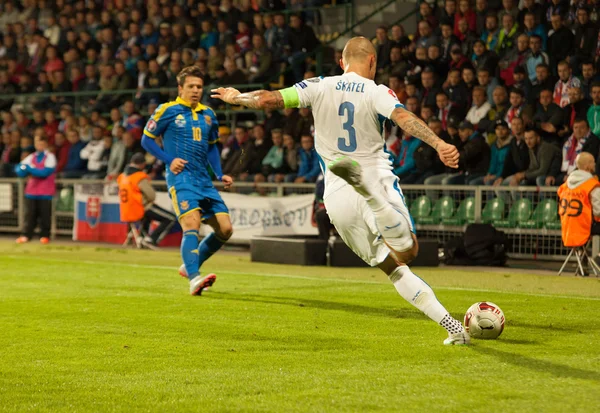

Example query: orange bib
[117,171,149,223]
[557,177,600,247]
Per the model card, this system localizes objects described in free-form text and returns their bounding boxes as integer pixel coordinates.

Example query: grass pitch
[1,241,599,412]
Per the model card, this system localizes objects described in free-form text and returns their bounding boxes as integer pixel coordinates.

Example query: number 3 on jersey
[337,102,357,152]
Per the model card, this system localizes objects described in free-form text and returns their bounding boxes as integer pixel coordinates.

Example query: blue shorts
[168,185,229,221]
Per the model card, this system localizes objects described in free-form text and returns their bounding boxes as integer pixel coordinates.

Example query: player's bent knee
[391,235,419,266]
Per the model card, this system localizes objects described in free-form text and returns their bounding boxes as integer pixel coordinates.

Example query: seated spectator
[455,0,476,35]
[525,35,548,84]
[495,14,520,58]
[444,68,470,110]
[506,127,561,186]
[572,7,598,76]
[439,22,460,63]
[481,13,500,51]
[52,132,70,174]
[564,87,591,132]
[122,131,144,164]
[588,82,600,137]
[390,131,420,180]
[60,129,87,178]
[448,44,470,71]
[81,126,109,179]
[414,20,438,50]
[223,126,253,178]
[532,89,565,145]
[530,63,556,102]
[260,129,287,182]
[522,12,546,49]
[106,131,126,181]
[494,117,530,186]
[554,61,581,108]
[547,14,574,72]
[14,135,56,245]
[401,118,446,184]
[287,134,319,183]
[505,87,532,128]
[547,118,593,186]
[498,33,530,86]
[476,67,499,106]
[0,131,20,177]
[475,0,488,35]
[512,66,532,102]
[287,14,319,82]
[419,68,441,108]
[456,18,479,57]
[436,92,464,130]
[471,40,498,74]
[465,86,491,130]
[519,0,545,28]
[245,35,273,83]
[479,85,508,143]
[471,120,512,185]
[236,124,272,182]
[425,121,490,185]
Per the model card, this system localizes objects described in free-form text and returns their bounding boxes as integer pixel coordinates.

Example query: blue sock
[197,232,227,270]
[181,230,200,280]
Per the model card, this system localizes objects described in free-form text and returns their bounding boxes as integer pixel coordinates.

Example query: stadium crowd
[1,0,600,189]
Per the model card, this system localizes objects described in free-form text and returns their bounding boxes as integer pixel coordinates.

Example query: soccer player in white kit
[211,37,469,345]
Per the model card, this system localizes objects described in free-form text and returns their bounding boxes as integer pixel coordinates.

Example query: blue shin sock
[197,232,227,270]
[181,230,200,280]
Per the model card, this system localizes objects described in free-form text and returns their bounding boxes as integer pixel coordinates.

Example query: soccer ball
[464,302,505,339]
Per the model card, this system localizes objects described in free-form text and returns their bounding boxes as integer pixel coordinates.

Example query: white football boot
[443,331,471,346]
[189,274,217,296]
[327,156,371,197]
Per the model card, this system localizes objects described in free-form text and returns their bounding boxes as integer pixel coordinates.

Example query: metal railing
[0,178,568,260]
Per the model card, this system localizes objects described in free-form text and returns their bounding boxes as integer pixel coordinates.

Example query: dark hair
[176,65,204,86]
[530,34,542,42]
[535,63,550,71]
[574,118,590,126]
[524,126,539,135]
[34,135,48,142]
[591,81,600,89]
[510,87,525,97]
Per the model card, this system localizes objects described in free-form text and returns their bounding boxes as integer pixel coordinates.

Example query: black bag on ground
[444,224,508,266]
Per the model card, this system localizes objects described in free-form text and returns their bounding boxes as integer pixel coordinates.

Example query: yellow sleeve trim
[208,138,219,144]
[153,101,179,122]
[144,130,158,139]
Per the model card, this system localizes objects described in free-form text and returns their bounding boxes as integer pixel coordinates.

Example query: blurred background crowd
[1,0,600,190]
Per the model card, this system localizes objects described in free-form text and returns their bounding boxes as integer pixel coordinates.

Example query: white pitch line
[4,255,600,301]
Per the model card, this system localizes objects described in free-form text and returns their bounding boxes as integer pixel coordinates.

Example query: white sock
[364,193,410,251]
[389,266,464,334]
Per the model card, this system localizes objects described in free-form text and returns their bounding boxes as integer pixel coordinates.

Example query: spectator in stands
[439,22,459,63]
[572,7,598,75]
[237,124,272,182]
[122,131,143,164]
[401,118,445,184]
[481,13,500,51]
[14,134,55,244]
[223,125,253,178]
[260,129,286,182]
[512,66,532,102]
[0,130,20,177]
[496,14,520,58]
[505,88,531,128]
[509,127,561,186]
[499,33,529,86]
[106,132,126,181]
[391,24,410,48]
[531,63,555,102]
[374,25,393,70]
[564,87,591,131]
[436,92,463,130]
[471,119,512,185]
[52,132,70,173]
[465,86,491,130]
[479,85,508,141]
[519,0,544,28]
[288,134,319,183]
[444,68,470,110]
[455,0,476,35]
[457,17,479,57]
[588,83,600,136]
[81,126,108,179]
[476,67,499,106]
[287,14,319,82]
[533,89,565,145]
[580,61,599,100]
[246,34,273,83]
[494,116,529,186]
[548,118,593,186]
[554,61,581,108]
[390,131,419,180]
[498,0,519,22]
[419,68,440,108]
[547,14,573,72]
[414,20,438,49]
[472,40,498,74]
[522,12,546,50]
[525,35,550,84]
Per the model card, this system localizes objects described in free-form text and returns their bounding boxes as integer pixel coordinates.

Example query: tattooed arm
[390,107,460,168]
[210,87,286,110]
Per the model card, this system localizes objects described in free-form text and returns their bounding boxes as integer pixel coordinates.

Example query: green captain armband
[279,87,300,109]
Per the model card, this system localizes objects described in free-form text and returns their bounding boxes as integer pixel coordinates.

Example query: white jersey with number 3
[294,72,404,197]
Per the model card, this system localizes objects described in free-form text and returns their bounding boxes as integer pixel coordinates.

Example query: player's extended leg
[329,157,468,345]
[378,241,469,346]
[179,210,217,296]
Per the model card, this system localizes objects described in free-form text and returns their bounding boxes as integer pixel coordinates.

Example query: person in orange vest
[117,153,176,247]
[557,152,600,250]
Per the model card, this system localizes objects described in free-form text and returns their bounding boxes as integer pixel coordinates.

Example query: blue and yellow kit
[143,97,228,220]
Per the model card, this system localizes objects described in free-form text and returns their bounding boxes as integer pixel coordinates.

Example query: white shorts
[324,170,415,267]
